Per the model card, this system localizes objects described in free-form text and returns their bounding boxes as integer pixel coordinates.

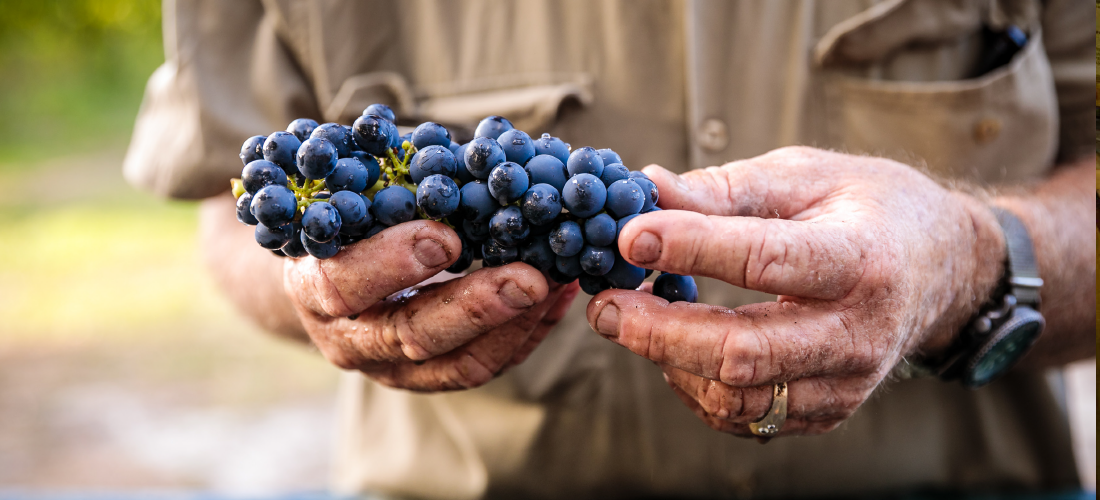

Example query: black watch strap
[991,207,1042,309]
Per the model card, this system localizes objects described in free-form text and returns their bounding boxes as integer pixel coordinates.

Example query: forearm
[988,157,1097,367]
[199,192,309,343]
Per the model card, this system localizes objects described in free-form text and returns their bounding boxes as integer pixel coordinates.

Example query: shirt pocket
[814,0,1058,184]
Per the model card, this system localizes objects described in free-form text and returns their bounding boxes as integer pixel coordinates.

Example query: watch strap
[990,207,1042,308]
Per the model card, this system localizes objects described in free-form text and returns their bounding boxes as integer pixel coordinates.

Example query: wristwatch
[920,208,1046,388]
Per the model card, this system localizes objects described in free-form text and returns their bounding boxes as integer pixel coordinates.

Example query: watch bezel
[961,305,1045,388]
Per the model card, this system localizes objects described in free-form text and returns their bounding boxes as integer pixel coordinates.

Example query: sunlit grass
[0,199,239,342]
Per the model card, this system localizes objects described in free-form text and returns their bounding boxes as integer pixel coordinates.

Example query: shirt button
[697,118,729,152]
[973,117,1002,144]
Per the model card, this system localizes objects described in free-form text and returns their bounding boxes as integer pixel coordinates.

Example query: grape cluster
[231,106,697,300]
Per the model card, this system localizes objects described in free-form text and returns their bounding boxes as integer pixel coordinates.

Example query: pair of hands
[285,146,1002,437]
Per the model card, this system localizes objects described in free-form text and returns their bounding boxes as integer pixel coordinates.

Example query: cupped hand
[286,220,579,392]
[586,146,1005,437]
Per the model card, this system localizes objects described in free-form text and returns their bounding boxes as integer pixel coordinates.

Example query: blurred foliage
[0,0,163,166]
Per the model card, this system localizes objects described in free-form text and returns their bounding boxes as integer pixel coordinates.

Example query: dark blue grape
[628,171,650,181]
[605,178,645,218]
[549,220,584,257]
[242,159,287,194]
[584,213,616,247]
[555,253,583,278]
[410,145,458,184]
[236,192,259,225]
[545,267,576,285]
[349,151,382,189]
[605,254,645,290]
[351,114,393,156]
[411,122,451,150]
[580,245,614,276]
[579,274,610,295]
[255,222,294,249]
[489,206,529,247]
[458,180,498,222]
[635,177,659,211]
[453,143,476,184]
[482,240,519,267]
[448,141,461,155]
[474,115,514,140]
[643,206,662,213]
[597,148,622,167]
[463,218,490,242]
[363,103,396,122]
[487,161,529,205]
[464,137,506,180]
[385,121,402,149]
[262,131,302,173]
[416,174,460,219]
[562,173,607,218]
[567,147,604,178]
[530,220,556,236]
[599,163,629,187]
[533,133,570,165]
[616,213,640,238]
[286,118,319,142]
[519,235,555,272]
[310,123,352,158]
[302,202,342,243]
[300,229,340,259]
[240,135,266,166]
[524,155,568,193]
[372,185,416,226]
[365,223,386,239]
[446,237,473,273]
[520,184,562,226]
[497,129,536,165]
[271,248,287,257]
[471,241,484,260]
[653,273,698,303]
[330,190,370,227]
[296,137,338,179]
[325,157,368,192]
[282,225,309,258]
[250,184,298,227]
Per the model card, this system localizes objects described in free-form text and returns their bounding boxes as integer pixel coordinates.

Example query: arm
[990,157,1096,367]
[200,192,579,390]
[584,147,1095,437]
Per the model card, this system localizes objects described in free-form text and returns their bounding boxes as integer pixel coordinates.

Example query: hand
[285,220,580,392]
[586,146,1005,437]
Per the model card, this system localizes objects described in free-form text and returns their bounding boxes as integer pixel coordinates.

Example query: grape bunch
[231,106,697,300]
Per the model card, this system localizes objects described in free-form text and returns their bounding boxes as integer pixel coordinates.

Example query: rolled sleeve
[123,0,320,199]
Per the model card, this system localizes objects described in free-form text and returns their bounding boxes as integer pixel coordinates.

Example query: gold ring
[748,382,787,437]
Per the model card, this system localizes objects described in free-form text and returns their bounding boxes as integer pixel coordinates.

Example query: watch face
[965,307,1044,388]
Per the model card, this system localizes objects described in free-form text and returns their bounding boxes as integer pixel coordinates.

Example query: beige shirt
[124,0,1093,498]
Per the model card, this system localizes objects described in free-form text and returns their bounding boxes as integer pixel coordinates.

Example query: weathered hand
[286,220,579,392]
[586,146,1005,437]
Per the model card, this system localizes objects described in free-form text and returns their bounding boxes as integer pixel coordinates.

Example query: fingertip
[477,263,551,308]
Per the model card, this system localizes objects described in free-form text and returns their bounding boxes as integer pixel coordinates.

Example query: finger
[618,209,862,300]
[369,283,574,391]
[305,263,549,366]
[286,220,462,317]
[587,290,881,386]
[504,281,581,368]
[662,365,863,424]
[643,146,841,218]
[664,381,839,438]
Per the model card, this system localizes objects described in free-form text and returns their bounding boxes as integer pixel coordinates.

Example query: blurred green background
[0,0,338,493]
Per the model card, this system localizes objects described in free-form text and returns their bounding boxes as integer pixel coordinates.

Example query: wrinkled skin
[285,220,579,392]
[586,146,1007,437]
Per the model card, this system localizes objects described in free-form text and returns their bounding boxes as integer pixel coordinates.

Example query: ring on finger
[748,382,787,437]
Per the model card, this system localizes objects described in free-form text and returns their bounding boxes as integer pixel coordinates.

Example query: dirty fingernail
[630,231,661,264]
[499,281,535,308]
[596,304,620,337]
[414,238,449,268]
